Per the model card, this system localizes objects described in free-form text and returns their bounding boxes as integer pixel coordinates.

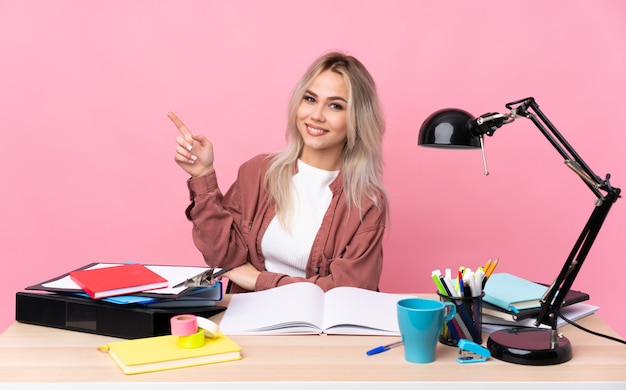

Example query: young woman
[169,51,388,293]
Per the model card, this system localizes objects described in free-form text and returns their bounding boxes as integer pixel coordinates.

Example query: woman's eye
[330,103,344,110]
[304,95,316,103]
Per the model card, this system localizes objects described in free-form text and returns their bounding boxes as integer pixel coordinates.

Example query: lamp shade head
[418,108,480,148]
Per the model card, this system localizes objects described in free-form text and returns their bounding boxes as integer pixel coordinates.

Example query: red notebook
[69,264,168,299]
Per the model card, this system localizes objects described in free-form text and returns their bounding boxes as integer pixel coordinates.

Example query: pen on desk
[366,340,403,356]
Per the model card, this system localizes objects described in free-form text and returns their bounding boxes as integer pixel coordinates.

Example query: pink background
[1,1,625,338]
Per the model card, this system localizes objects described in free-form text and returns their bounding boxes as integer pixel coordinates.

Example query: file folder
[15,292,226,339]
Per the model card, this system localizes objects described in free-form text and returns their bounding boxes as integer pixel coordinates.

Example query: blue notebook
[483,273,548,312]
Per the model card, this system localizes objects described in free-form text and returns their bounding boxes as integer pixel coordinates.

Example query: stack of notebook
[481,273,591,322]
[480,273,598,333]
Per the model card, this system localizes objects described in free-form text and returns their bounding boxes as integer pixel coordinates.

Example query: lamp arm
[509,98,608,199]
[473,97,621,333]
[535,194,618,332]
[502,98,621,331]
[474,98,619,198]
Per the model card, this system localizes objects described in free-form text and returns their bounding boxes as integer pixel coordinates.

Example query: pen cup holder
[437,292,484,346]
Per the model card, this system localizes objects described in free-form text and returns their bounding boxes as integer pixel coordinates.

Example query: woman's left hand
[223,262,261,291]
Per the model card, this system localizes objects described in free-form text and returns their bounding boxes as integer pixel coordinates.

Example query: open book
[218,283,413,336]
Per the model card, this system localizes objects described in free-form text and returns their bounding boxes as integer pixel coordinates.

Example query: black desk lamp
[418,97,621,365]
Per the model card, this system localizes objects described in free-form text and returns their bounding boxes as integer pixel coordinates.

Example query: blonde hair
[265,51,387,228]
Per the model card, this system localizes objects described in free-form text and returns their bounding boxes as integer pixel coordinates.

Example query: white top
[261,159,339,277]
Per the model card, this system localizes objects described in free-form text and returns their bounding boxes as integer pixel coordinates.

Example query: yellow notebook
[99,332,242,374]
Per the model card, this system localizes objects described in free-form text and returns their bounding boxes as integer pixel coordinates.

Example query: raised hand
[168,111,215,178]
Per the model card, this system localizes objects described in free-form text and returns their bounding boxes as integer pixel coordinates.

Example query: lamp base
[487,327,572,365]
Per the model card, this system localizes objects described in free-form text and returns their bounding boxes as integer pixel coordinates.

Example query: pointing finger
[167,111,192,137]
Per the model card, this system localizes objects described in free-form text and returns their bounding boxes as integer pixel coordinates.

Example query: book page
[218,283,326,334]
[321,287,413,335]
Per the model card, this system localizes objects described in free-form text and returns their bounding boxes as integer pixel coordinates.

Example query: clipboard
[25,262,229,299]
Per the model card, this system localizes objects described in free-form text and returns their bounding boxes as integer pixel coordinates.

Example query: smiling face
[296,69,349,171]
